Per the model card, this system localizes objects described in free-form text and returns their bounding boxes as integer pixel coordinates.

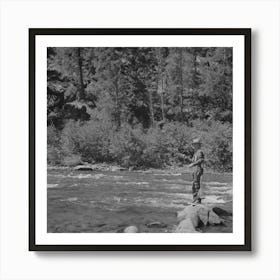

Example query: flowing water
[47,169,232,233]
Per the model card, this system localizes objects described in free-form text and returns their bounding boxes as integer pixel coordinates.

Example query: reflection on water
[47,169,232,233]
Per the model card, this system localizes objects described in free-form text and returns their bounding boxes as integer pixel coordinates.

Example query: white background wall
[0,0,279,279]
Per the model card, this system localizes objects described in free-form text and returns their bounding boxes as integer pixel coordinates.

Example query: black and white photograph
[47,45,233,233]
[29,29,251,250]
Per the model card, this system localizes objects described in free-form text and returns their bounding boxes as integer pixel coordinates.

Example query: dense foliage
[47,47,232,171]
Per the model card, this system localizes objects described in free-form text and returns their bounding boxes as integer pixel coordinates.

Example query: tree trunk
[160,71,165,122]
[148,89,155,127]
[76,48,85,101]
[114,77,121,129]
[179,49,184,121]
[156,49,165,123]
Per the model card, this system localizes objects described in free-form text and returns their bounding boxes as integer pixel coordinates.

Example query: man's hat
[192,138,202,144]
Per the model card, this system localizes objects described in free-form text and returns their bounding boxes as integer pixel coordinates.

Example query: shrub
[47,145,62,165]
[190,120,232,171]
[47,119,232,171]
[61,155,82,166]
[60,119,114,163]
[47,125,61,147]
[109,124,146,167]
[161,122,194,164]
[47,125,63,165]
[141,128,169,168]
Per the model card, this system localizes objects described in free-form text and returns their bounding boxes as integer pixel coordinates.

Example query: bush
[47,119,232,172]
[160,122,194,164]
[109,124,147,167]
[47,145,63,165]
[47,126,63,165]
[61,120,114,163]
[61,155,82,166]
[190,120,232,171]
[141,127,170,168]
[109,125,180,168]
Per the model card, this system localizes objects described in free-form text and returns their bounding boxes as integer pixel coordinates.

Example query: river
[47,169,232,233]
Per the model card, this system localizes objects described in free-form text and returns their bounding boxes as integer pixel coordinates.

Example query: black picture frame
[29,28,251,251]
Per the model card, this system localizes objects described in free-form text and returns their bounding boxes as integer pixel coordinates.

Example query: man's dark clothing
[191,149,204,203]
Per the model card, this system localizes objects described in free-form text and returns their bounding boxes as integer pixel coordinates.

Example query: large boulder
[175,219,198,233]
[175,204,223,233]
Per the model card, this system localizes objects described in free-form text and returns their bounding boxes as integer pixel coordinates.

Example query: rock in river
[175,204,223,233]
[74,165,93,171]
[124,226,138,233]
[145,221,167,228]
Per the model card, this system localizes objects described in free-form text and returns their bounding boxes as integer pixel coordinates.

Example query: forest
[47,47,232,172]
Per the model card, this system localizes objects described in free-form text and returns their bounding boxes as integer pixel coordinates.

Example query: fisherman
[188,138,205,204]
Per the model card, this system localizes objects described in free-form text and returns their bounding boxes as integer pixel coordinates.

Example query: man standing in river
[188,138,205,204]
